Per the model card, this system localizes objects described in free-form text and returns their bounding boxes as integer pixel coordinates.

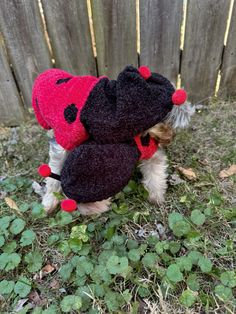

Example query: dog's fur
[41,102,194,215]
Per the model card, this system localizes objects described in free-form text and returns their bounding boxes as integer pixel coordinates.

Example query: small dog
[42,110,193,215]
[33,66,194,215]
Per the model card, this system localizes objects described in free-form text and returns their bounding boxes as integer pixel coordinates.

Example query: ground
[0,99,235,314]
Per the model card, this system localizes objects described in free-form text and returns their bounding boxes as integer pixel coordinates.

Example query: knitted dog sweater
[34,65,187,207]
[32,66,175,150]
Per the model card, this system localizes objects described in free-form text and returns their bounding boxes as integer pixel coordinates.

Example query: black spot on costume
[64,104,78,124]
[56,77,72,84]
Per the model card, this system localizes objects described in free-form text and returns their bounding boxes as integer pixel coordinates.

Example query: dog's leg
[42,138,68,214]
[78,199,111,216]
[139,149,168,205]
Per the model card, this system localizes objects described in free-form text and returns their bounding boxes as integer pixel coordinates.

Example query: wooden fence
[0,0,236,126]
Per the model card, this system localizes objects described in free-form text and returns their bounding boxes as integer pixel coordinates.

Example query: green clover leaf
[55,211,73,226]
[214,285,233,302]
[191,210,206,226]
[20,229,36,246]
[198,256,212,273]
[166,264,183,283]
[75,256,93,277]
[59,262,74,281]
[106,255,129,276]
[70,225,89,242]
[0,216,13,235]
[176,256,192,272]
[169,241,181,254]
[168,212,184,229]
[60,295,82,312]
[142,253,158,268]
[90,264,112,284]
[0,252,21,271]
[168,212,191,237]
[0,280,15,294]
[187,274,200,291]
[179,290,197,307]
[24,251,43,273]
[9,218,26,235]
[188,251,202,265]
[220,271,236,288]
[3,241,17,253]
[14,276,31,297]
[128,249,141,262]
[0,235,5,247]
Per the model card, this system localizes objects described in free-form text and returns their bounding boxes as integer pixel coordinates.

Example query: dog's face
[145,122,175,147]
[145,101,195,146]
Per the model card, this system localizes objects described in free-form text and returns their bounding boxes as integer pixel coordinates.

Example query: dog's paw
[41,177,62,214]
[147,190,166,205]
[78,199,111,216]
[42,192,60,214]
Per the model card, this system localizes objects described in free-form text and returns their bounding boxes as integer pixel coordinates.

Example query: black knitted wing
[80,66,175,144]
[61,140,140,203]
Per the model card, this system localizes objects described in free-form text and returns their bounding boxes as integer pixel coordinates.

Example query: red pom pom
[172,89,187,105]
[138,66,151,80]
[38,164,51,177]
[61,199,77,212]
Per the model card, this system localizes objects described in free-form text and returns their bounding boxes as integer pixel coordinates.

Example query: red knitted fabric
[38,164,51,177]
[134,135,158,160]
[32,69,104,150]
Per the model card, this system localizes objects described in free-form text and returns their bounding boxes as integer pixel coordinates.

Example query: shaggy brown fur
[145,122,175,147]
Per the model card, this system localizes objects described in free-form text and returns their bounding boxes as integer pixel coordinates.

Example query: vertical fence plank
[41,0,96,76]
[91,0,137,79]
[140,0,183,85]
[220,2,236,97]
[0,0,52,108]
[181,0,230,103]
[0,38,25,126]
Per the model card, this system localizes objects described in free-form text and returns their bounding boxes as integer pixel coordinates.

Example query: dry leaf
[5,197,19,210]
[28,291,47,307]
[4,197,23,217]
[28,291,41,304]
[49,278,60,290]
[39,264,55,279]
[177,167,197,180]
[41,264,55,274]
[219,165,236,178]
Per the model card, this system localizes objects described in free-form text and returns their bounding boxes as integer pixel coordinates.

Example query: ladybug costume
[33,65,187,211]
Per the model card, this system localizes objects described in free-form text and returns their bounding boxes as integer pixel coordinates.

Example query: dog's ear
[60,141,139,203]
[146,123,175,146]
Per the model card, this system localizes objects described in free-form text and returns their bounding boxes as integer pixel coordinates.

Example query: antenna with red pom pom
[138,65,151,80]
[172,89,187,106]
[61,199,77,212]
[38,164,78,212]
[38,164,61,181]
[38,164,52,177]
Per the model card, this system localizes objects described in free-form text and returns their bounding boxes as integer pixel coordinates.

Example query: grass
[0,99,235,313]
